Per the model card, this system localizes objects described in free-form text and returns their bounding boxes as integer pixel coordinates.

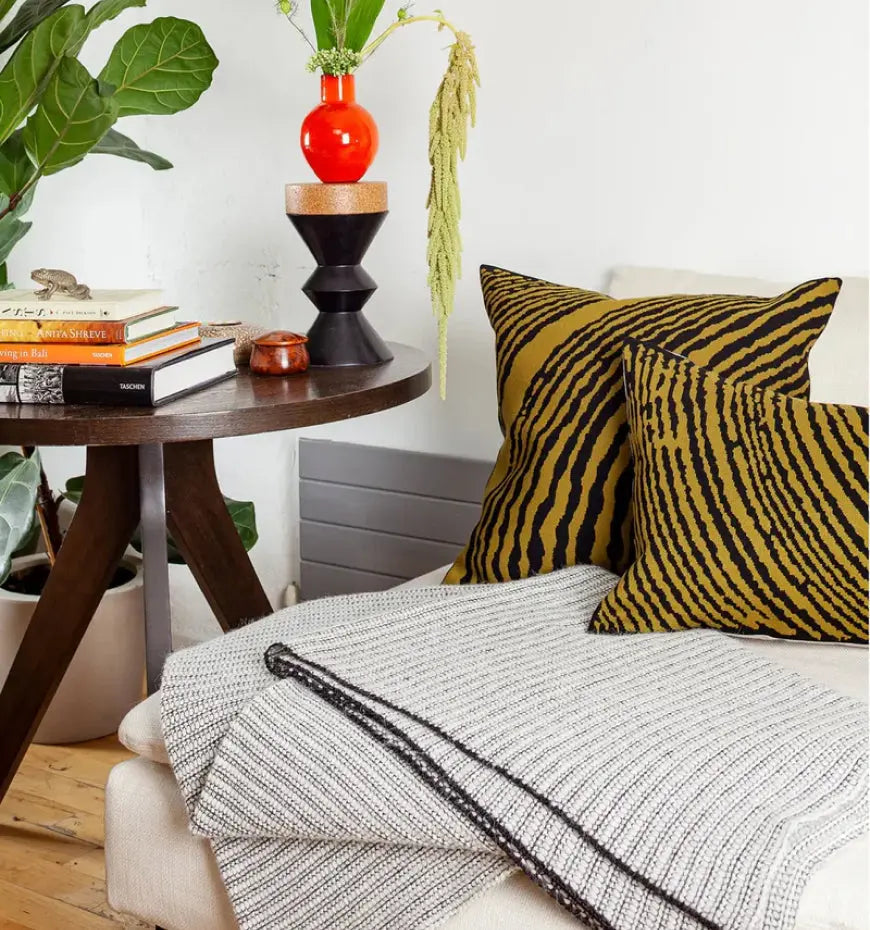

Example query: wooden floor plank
[65,846,108,881]
[3,789,105,846]
[11,765,107,819]
[0,736,143,929]
[0,880,118,930]
[0,835,106,906]
[0,819,97,860]
[24,740,132,792]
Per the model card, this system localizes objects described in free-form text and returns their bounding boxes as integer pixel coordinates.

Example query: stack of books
[0,289,237,406]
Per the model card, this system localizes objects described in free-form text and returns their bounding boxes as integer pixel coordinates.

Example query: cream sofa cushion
[608,266,869,406]
[118,691,166,764]
[106,757,238,929]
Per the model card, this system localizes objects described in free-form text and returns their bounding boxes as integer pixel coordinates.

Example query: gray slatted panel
[300,562,404,600]
[300,481,480,546]
[298,439,492,599]
[299,439,491,503]
[301,522,460,580]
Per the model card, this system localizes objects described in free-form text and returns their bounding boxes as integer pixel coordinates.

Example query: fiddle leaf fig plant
[0,0,218,283]
[0,449,258,587]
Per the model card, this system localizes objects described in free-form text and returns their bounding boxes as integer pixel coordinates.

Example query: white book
[0,289,165,321]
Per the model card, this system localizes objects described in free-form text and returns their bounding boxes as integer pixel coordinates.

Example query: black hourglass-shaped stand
[286,182,393,367]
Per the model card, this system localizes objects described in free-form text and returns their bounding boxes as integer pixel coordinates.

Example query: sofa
[105,267,869,930]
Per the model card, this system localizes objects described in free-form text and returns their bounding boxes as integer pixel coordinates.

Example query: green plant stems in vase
[279,0,479,398]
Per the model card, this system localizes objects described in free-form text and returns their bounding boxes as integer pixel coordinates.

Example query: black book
[0,338,237,407]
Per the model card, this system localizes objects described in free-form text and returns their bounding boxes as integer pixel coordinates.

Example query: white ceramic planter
[0,554,145,744]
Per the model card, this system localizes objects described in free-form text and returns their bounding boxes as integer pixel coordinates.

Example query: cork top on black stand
[285,181,387,215]
[286,182,392,368]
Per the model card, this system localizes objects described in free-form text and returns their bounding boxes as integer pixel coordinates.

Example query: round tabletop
[0,343,431,446]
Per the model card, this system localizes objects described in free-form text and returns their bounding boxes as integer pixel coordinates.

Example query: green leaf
[23,55,119,176]
[0,131,34,197]
[83,0,144,33]
[0,448,40,586]
[12,516,42,556]
[0,0,18,24]
[127,524,184,563]
[0,262,8,290]
[0,0,71,54]
[127,495,257,562]
[0,5,86,147]
[0,451,26,482]
[0,186,34,265]
[310,0,336,50]
[345,0,384,51]
[0,182,36,265]
[67,479,257,563]
[8,186,35,217]
[99,17,218,117]
[64,0,147,56]
[91,127,172,170]
[0,211,32,265]
[63,474,83,503]
[225,497,258,552]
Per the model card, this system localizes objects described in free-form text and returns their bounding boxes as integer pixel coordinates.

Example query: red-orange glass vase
[301,75,378,184]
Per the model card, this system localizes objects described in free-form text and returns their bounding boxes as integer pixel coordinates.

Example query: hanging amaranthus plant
[277,1,479,398]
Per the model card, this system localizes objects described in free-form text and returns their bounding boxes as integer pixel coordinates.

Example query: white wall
[8,0,868,634]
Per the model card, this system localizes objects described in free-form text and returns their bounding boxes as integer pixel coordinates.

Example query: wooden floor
[0,736,150,929]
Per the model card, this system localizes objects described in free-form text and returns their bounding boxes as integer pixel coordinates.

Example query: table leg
[163,439,272,631]
[138,444,173,695]
[0,445,140,803]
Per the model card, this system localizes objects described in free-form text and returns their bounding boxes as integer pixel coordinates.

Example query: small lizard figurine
[31,268,92,301]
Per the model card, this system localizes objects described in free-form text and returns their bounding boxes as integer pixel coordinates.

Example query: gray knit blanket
[161,565,867,930]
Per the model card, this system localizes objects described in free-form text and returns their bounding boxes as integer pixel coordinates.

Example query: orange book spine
[0,319,129,343]
[0,338,198,366]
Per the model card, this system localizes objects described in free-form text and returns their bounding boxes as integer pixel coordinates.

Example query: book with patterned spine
[0,289,164,320]
[0,338,236,406]
[0,322,200,366]
[0,306,178,343]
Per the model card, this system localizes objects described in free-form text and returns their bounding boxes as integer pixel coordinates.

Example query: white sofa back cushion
[608,267,869,407]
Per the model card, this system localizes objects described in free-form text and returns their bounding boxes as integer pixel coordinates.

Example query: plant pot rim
[1,554,143,603]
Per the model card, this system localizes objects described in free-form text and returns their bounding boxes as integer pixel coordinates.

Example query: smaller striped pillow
[590,341,869,643]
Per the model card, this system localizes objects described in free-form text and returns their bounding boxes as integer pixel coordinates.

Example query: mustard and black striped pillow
[590,341,868,642]
[444,267,842,584]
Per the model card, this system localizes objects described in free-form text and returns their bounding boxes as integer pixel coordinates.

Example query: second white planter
[0,554,145,744]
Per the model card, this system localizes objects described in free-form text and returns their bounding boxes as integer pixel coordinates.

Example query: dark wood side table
[0,344,430,802]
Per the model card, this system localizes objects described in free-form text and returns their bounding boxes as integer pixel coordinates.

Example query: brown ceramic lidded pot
[249,331,310,376]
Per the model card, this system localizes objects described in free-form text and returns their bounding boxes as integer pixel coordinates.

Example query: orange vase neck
[320,74,356,104]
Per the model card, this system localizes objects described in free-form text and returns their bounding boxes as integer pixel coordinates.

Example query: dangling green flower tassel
[425,31,478,398]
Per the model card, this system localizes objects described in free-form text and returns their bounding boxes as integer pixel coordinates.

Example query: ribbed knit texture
[161,566,867,930]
